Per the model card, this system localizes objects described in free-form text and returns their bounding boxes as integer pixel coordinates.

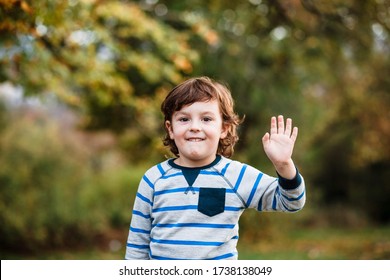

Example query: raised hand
[262,115,298,179]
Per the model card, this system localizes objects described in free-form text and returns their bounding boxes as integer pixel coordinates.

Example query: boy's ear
[220,123,229,139]
[165,120,174,139]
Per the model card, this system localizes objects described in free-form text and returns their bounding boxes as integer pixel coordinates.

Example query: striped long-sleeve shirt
[125,155,306,260]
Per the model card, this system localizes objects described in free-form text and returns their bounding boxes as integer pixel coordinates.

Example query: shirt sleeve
[277,168,302,190]
[272,169,306,212]
[125,172,154,260]
[228,161,306,212]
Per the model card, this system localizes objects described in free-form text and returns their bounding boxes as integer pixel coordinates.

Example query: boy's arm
[262,115,298,179]
[257,115,305,211]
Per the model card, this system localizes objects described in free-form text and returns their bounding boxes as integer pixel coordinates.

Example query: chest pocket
[197,187,226,217]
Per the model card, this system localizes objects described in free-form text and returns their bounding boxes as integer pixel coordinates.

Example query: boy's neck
[170,155,221,169]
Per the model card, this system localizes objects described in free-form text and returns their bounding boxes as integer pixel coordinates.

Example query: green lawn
[237,226,390,260]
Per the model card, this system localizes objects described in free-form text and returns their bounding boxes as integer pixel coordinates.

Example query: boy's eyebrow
[174,110,218,116]
[172,111,188,116]
[202,111,218,116]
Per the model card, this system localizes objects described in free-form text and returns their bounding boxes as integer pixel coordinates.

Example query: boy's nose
[189,120,201,131]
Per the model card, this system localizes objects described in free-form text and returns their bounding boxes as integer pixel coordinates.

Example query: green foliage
[0,0,204,133]
[0,111,85,250]
[0,99,7,131]
[0,109,144,252]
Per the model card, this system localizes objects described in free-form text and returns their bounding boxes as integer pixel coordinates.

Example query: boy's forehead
[174,99,221,113]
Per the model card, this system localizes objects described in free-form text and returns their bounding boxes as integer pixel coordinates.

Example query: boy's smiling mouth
[186,137,205,142]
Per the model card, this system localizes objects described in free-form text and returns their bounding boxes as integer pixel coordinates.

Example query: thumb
[262,132,270,145]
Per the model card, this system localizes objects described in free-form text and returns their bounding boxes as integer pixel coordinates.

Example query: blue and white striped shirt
[125,155,306,260]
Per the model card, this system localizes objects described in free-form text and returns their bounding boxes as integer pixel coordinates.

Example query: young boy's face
[165,99,228,167]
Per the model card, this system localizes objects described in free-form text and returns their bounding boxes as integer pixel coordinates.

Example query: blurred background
[0,0,389,260]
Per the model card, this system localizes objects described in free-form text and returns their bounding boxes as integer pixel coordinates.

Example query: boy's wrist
[273,158,296,180]
[277,167,302,190]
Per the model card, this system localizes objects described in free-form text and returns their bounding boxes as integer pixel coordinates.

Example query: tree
[1,0,207,127]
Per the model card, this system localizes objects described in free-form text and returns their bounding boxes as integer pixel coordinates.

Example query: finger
[270,116,277,135]
[285,118,292,136]
[262,132,270,145]
[277,115,284,134]
[290,127,298,142]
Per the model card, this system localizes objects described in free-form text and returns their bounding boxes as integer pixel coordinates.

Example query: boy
[125,76,306,260]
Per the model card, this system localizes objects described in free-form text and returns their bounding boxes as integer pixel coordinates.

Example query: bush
[0,109,142,253]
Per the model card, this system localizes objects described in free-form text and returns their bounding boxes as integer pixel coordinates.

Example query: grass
[237,226,390,260]
[3,226,389,260]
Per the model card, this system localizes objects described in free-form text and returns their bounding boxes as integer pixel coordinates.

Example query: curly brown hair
[161,76,242,158]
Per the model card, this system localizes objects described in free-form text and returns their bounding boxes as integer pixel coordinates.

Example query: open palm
[262,115,298,165]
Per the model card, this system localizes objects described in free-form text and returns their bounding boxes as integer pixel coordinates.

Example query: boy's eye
[178,117,189,122]
[203,117,212,122]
